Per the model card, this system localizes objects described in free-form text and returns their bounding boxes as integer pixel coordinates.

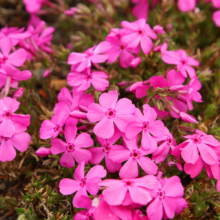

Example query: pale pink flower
[59,162,106,208]
[0,97,30,137]
[125,104,164,150]
[147,176,187,220]
[99,175,159,206]
[67,69,109,92]
[121,19,157,54]
[0,131,30,162]
[178,0,196,12]
[89,126,123,173]
[87,91,135,138]
[51,121,93,168]
[67,42,111,72]
[108,135,158,179]
[161,49,200,78]
[213,10,220,27]
[172,132,219,165]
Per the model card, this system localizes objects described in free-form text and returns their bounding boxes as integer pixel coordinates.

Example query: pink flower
[153,25,165,35]
[39,112,68,139]
[59,162,106,208]
[51,121,93,168]
[64,7,78,16]
[161,49,200,78]
[0,131,30,162]
[125,104,164,150]
[153,42,168,53]
[67,69,109,92]
[35,146,52,157]
[131,0,149,20]
[104,29,140,68]
[212,0,220,8]
[23,0,46,14]
[89,126,123,173]
[178,0,196,12]
[0,97,30,137]
[108,135,158,179]
[87,91,136,138]
[0,38,27,69]
[99,175,159,206]
[213,10,220,27]
[172,132,219,165]
[67,42,111,72]
[121,19,157,54]
[147,176,187,220]
[13,87,24,99]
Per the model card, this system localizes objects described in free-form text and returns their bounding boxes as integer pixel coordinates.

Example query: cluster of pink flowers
[33,9,220,218]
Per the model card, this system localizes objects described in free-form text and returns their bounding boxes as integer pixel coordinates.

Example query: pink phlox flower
[0,97,30,137]
[147,176,187,220]
[13,87,24,99]
[132,209,149,220]
[178,0,196,12]
[213,10,220,27]
[104,28,140,68]
[0,37,27,69]
[87,91,136,139]
[153,25,165,35]
[99,175,159,206]
[59,162,107,208]
[89,126,123,173]
[0,26,31,46]
[172,132,219,165]
[35,146,52,157]
[152,127,177,164]
[177,76,202,110]
[0,130,31,162]
[67,41,111,72]
[23,0,47,14]
[121,18,157,54]
[211,0,220,8]
[130,56,142,68]
[0,65,32,89]
[64,7,78,16]
[39,111,69,139]
[51,121,93,168]
[67,68,109,92]
[131,0,149,20]
[161,49,200,78]
[153,42,168,53]
[125,104,165,150]
[108,134,158,179]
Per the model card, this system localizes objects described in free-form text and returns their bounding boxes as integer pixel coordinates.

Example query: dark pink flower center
[86,51,94,58]
[193,138,201,144]
[86,214,95,220]
[3,110,12,118]
[131,150,140,160]
[54,124,61,132]
[106,109,116,118]
[66,143,75,152]
[158,189,165,199]
[86,74,93,81]
[120,45,125,50]
[123,179,134,186]
[142,122,149,131]
[103,143,111,154]
[0,55,8,64]
[1,136,9,141]
[80,178,87,187]
[138,30,143,35]
[181,59,187,65]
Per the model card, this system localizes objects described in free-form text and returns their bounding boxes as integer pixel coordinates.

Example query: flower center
[80,178,87,187]
[181,59,187,65]
[131,150,140,160]
[120,45,125,50]
[86,51,94,58]
[193,138,201,144]
[158,189,165,199]
[66,143,75,152]
[4,110,12,118]
[1,136,9,141]
[142,122,149,131]
[86,74,92,81]
[138,30,143,35]
[86,214,95,220]
[54,124,61,132]
[0,56,8,64]
[106,109,116,118]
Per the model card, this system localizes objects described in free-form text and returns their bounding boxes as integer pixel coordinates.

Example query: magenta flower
[161,49,200,78]
[99,175,159,206]
[40,112,68,139]
[125,104,164,150]
[147,176,187,220]
[87,91,136,139]
[104,28,140,68]
[0,131,31,162]
[121,18,157,54]
[153,25,165,35]
[67,41,111,72]
[178,0,196,12]
[59,162,106,208]
[109,135,158,179]
[212,0,220,8]
[23,0,46,14]
[67,69,109,92]
[35,146,52,157]
[131,0,149,20]
[51,121,93,168]
[172,132,219,165]
[0,37,27,69]
[89,127,123,173]
[0,97,30,137]
[213,10,220,27]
